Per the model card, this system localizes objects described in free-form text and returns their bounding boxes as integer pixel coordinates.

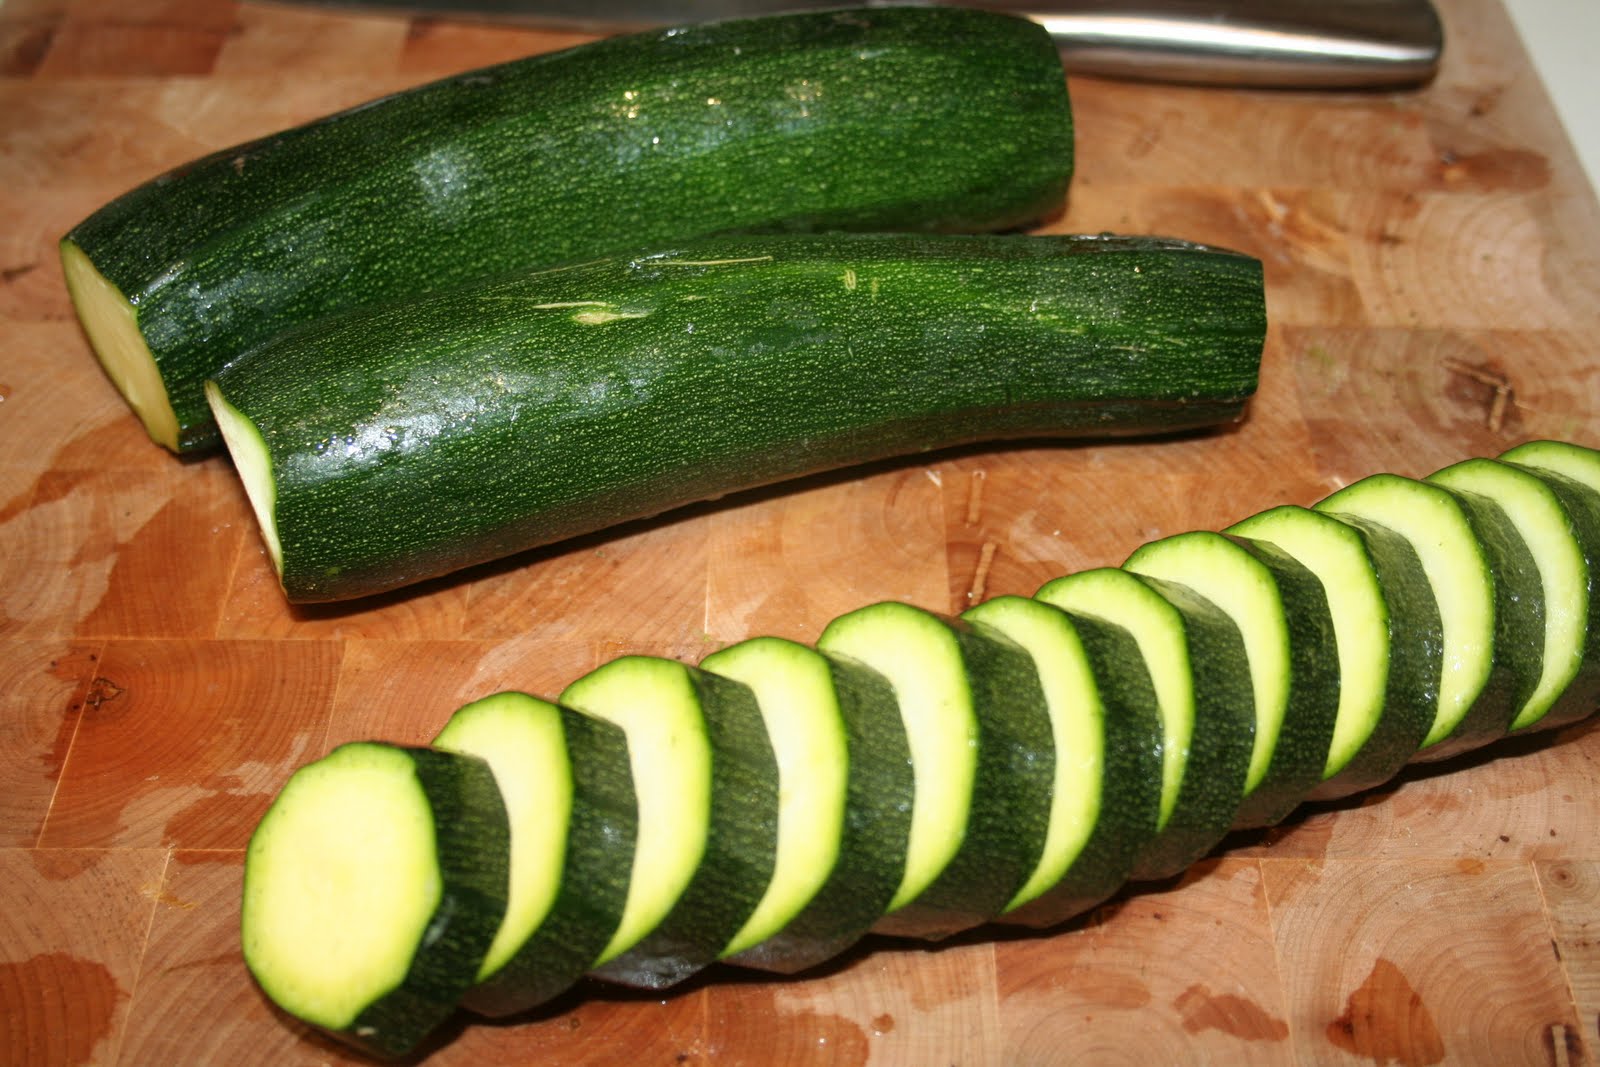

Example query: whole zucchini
[205,232,1267,602]
[59,6,1074,453]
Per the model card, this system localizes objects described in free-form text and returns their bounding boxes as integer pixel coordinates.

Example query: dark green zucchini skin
[210,231,1266,602]
[62,6,1074,453]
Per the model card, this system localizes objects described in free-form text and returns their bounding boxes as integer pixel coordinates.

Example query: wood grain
[1,0,1598,1062]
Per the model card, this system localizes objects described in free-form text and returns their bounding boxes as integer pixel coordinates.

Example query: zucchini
[1315,474,1537,762]
[240,742,509,1059]
[206,231,1267,603]
[700,638,913,974]
[60,6,1075,454]
[816,602,1055,938]
[961,594,1163,925]
[559,655,778,989]
[433,693,637,1017]
[1034,568,1253,881]
[1123,531,1340,828]
[1226,505,1438,798]
[1427,459,1587,734]
[1498,441,1600,730]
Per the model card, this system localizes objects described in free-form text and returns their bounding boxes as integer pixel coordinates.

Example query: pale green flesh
[206,379,284,573]
[60,240,181,451]
[1500,441,1600,496]
[700,636,848,957]
[1124,532,1285,794]
[817,603,975,913]
[1036,568,1183,828]
[960,596,1102,911]
[241,743,441,1029]
[1316,474,1492,748]
[433,692,571,980]
[1429,460,1585,729]
[1228,505,1387,776]
[560,657,710,964]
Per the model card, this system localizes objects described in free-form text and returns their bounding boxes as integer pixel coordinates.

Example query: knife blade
[258,0,1444,88]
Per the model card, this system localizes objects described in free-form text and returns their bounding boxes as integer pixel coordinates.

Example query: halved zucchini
[1227,505,1437,797]
[816,601,1054,938]
[560,656,778,989]
[699,637,912,972]
[240,742,509,1059]
[1034,567,1252,881]
[433,692,637,1016]
[1123,531,1339,828]
[962,594,1163,925]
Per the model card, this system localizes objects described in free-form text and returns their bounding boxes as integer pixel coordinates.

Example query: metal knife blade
[258,0,1444,88]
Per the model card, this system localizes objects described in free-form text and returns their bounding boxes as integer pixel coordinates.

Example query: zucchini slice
[962,595,1163,925]
[433,693,637,1017]
[240,742,509,1060]
[816,602,1054,938]
[1227,505,1438,797]
[1499,440,1600,730]
[1034,568,1253,881]
[700,638,913,973]
[1124,531,1339,829]
[1316,474,1507,759]
[560,656,778,989]
[1428,459,1587,733]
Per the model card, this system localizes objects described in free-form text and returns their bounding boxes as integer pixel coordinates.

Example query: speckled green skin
[62,6,1075,453]
[209,232,1266,602]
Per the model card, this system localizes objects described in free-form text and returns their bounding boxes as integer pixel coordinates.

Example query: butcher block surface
[4,0,1600,1063]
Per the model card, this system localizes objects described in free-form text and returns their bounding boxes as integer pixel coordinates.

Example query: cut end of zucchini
[206,379,284,575]
[241,743,443,1031]
[60,239,181,452]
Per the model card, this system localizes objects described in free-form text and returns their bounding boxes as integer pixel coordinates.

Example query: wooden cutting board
[3,0,1598,1063]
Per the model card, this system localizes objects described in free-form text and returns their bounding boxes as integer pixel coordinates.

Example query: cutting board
[3,0,1599,1063]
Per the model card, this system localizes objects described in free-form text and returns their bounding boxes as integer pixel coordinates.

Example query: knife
[263,0,1444,88]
